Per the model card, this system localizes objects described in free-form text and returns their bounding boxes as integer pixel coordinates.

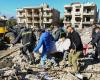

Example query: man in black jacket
[12,27,36,64]
[65,24,83,73]
[92,27,100,60]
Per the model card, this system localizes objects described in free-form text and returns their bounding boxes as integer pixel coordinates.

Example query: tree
[6,16,17,26]
[59,17,64,27]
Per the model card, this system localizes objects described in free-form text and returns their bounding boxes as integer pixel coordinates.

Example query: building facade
[16,3,60,28]
[63,2,99,29]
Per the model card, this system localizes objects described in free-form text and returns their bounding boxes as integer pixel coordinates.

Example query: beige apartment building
[16,3,60,28]
[63,2,99,29]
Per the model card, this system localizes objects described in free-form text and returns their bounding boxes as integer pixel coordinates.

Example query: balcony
[64,5,72,8]
[43,13,52,17]
[83,11,94,15]
[43,19,53,23]
[27,20,32,23]
[64,12,72,16]
[75,12,81,16]
[43,8,52,11]
[33,14,39,17]
[83,3,95,7]
[17,15,24,17]
[82,21,94,24]
[27,14,32,17]
[17,20,25,23]
[34,20,40,23]
[63,20,71,23]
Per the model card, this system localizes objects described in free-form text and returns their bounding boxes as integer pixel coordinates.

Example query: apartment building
[16,3,60,28]
[63,2,99,29]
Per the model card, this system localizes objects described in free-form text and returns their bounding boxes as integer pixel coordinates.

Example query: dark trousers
[94,47,100,59]
[20,44,35,61]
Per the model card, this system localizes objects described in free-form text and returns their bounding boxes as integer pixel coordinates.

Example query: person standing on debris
[32,29,56,68]
[91,27,100,61]
[12,27,36,64]
[92,23,98,40]
[52,25,65,41]
[65,24,83,73]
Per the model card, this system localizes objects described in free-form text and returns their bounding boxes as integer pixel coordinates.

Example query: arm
[64,39,71,50]
[12,32,22,44]
[33,35,43,52]
[92,32,100,47]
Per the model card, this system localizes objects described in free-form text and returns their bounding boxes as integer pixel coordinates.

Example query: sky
[0,0,100,18]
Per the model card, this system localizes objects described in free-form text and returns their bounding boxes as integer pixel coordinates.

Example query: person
[52,25,65,41]
[91,27,100,61]
[12,27,36,64]
[65,24,83,73]
[92,23,98,40]
[55,32,71,67]
[32,29,56,68]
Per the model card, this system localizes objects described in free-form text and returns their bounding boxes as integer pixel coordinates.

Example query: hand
[9,44,14,49]
[70,49,75,54]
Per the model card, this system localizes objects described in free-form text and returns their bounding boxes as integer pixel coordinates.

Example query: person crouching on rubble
[65,24,83,74]
[55,32,71,66]
[32,29,57,68]
[91,27,100,61]
[11,27,36,64]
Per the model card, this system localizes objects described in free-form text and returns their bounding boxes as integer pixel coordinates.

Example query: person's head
[65,24,73,33]
[37,29,45,36]
[92,23,97,28]
[95,27,100,33]
[60,33,66,41]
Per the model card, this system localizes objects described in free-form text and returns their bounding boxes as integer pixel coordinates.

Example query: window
[86,17,90,21]
[75,25,79,28]
[76,9,80,12]
[87,8,91,13]
[67,9,72,13]
[66,16,72,21]
[75,17,81,22]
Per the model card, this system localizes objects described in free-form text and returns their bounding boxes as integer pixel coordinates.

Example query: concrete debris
[0,27,100,80]
[60,73,80,80]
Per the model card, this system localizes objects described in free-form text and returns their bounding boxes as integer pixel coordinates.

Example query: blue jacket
[34,32,54,52]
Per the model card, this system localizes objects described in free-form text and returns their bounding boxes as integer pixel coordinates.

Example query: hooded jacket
[34,32,55,53]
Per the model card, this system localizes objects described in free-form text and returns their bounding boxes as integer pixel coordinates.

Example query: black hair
[60,32,66,38]
[37,29,45,32]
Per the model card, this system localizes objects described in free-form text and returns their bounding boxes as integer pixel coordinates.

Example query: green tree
[59,17,64,27]
[6,16,17,26]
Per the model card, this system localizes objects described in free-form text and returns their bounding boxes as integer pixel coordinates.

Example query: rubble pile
[0,27,100,80]
[79,27,92,44]
[0,50,83,80]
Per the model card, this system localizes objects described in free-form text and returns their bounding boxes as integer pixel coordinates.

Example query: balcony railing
[34,20,40,23]
[82,21,94,24]
[43,13,52,17]
[63,20,71,23]
[83,11,94,15]
[33,14,39,17]
[27,20,32,23]
[27,14,32,17]
[17,15,24,17]
[64,5,72,8]
[64,12,72,16]
[43,19,53,23]
[75,12,81,15]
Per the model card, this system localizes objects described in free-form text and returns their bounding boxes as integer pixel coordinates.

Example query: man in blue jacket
[33,29,56,67]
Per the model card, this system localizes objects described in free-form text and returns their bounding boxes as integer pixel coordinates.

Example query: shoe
[74,72,83,79]
[67,64,72,67]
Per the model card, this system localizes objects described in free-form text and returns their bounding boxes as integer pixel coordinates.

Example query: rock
[82,73,92,79]
[60,72,80,80]
[85,65,93,71]
[25,74,38,80]
[3,69,16,76]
